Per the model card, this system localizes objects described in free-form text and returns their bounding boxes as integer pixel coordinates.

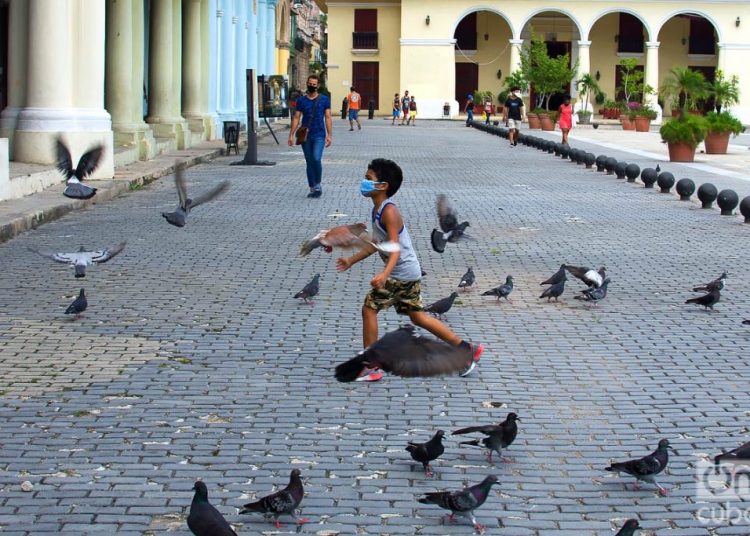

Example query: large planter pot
[620,115,636,131]
[539,113,555,131]
[634,116,652,132]
[527,113,541,129]
[704,131,731,154]
[667,142,696,162]
[577,113,592,125]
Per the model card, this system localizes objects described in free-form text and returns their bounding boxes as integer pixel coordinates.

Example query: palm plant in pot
[575,73,600,125]
[659,67,711,162]
[703,71,743,154]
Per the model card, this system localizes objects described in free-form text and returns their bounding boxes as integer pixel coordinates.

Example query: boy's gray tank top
[372,200,422,282]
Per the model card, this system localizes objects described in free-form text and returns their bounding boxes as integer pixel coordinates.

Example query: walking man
[406,96,417,126]
[288,74,332,198]
[346,86,362,131]
[399,90,410,125]
[503,87,525,147]
[391,93,401,125]
[465,93,474,126]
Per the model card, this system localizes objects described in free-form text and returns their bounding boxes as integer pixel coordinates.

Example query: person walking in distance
[484,96,493,125]
[288,74,332,198]
[391,93,401,126]
[503,87,525,147]
[406,96,417,126]
[558,94,573,145]
[399,90,410,125]
[465,93,474,127]
[347,86,362,131]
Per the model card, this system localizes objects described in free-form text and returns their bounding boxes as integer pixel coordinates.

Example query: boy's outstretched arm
[336,245,376,271]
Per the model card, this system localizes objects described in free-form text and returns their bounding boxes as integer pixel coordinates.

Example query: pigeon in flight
[685,288,720,312]
[406,430,445,477]
[64,289,87,319]
[418,475,499,534]
[482,275,514,302]
[424,292,459,319]
[187,481,237,536]
[564,264,606,288]
[605,438,673,495]
[29,241,126,278]
[714,440,750,469]
[162,166,230,227]
[453,412,519,464]
[540,276,566,302]
[615,519,641,536]
[574,278,610,305]
[56,138,104,200]
[458,267,475,291]
[239,469,308,528]
[540,264,566,286]
[431,194,470,253]
[300,223,399,256]
[692,272,727,293]
[334,325,473,382]
[294,274,320,304]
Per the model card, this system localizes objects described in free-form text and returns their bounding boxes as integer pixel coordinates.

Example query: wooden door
[455,63,478,107]
[352,61,379,110]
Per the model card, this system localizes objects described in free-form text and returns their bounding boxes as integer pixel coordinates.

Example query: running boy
[336,158,484,382]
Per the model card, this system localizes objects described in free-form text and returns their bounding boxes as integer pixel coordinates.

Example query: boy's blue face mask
[360,178,384,197]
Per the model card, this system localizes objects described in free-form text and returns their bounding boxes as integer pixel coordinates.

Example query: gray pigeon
[162,166,230,227]
[605,438,673,495]
[615,519,641,536]
[425,292,459,319]
[187,481,237,536]
[574,278,610,305]
[693,272,727,293]
[418,475,499,534]
[431,194,470,253]
[294,274,320,304]
[565,264,606,288]
[540,264,566,286]
[29,242,126,278]
[540,276,566,302]
[685,288,720,312]
[743,320,750,325]
[406,430,445,477]
[458,267,475,291]
[56,138,103,200]
[239,469,308,528]
[482,275,513,302]
[453,412,520,464]
[714,440,750,469]
[64,288,87,319]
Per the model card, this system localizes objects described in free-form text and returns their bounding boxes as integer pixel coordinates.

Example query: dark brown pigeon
[187,481,237,536]
[540,264,566,286]
[686,288,720,312]
[453,413,520,464]
[406,430,445,477]
[615,519,641,536]
[64,289,87,320]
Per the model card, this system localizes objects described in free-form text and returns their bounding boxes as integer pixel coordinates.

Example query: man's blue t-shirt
[295,94,331,139]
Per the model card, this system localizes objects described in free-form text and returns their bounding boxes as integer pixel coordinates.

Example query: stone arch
[518,8,583,41]
[655,9,723,43]
[452,6,515,38]
[587,8,653,42]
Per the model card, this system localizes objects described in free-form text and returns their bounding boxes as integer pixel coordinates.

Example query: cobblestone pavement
[0,119,749,536]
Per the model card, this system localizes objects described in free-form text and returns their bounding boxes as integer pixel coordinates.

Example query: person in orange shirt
[346,86,362,131]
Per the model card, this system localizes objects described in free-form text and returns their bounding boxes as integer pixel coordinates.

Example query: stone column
[147,0,191,148]
[203,0,219,139]
[645,41,662,123]
[183,0,206,137]
[257,0,268,75]
[508,38,523,75]
[234,9,248,115]
[574,40,591,107]
[0,0,29,155]
[217,0,235,120]
[266,0,277,75]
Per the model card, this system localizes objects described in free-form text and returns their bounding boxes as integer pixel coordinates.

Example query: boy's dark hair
[307,74,320,84]
[511,86,520,92]
[368,158,403,198]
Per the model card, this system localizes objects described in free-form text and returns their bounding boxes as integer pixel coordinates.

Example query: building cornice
[400,38,457,46]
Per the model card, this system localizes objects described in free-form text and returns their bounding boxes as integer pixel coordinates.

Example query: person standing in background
[465,94,474,127]
[346,86,362,131]
[558,94,573,145]
[399,90,410,125]
[391,93,401,126]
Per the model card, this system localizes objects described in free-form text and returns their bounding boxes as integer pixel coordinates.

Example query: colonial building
[320,0,750,122]
[0,0,290,201]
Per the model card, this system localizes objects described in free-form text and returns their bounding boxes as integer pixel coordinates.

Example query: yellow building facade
[320,0,750,123]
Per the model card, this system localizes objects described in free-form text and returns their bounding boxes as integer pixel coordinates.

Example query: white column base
[0,107,22,157]
[0,138,10,202]
[146,118,192,149]
[112,123,157,160]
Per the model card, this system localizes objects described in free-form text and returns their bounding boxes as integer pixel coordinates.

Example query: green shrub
[659,114,708,148]
[705,111,745,136]
[636,104,658,120]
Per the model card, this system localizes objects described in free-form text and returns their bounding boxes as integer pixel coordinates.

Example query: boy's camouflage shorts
[364,278,423,314]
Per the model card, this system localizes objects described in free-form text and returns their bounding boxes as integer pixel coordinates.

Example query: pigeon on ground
[540,264,566,286]
[574,278,610,305]
[406,430,445,477]
[162,166,230,227]
[334,325,473,382]
[693,272,727,293]
[301,223,399,256]
[564,264,606,288]
[64,289,87,319]
[417,475,499,534]
[458,267,476,291]
[539,276,566,302]
[605,438,673,495]
[615,519,641,536]
[56,138,104,200]
[685,288,720,312]
[29,242,127,278]
[294,274,320,304]
[187,481,237,536]
[482,275,514,302]
[239,469,308,528]
[424,292,459,319]
[714,440,750,469]
[743,320,750,325]
[431,194,470,253]
[453,412,519,464]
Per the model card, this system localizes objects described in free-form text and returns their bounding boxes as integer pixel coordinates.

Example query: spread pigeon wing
[187,180,231,210]
[91,241,127,263]
[436,195,458,232]
[28,247,72,264]
[55,139,76,180]
[453,425,501,436]
[74,145,104,179]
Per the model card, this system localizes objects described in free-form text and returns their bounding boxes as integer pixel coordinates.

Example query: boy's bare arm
[337,244,375,271]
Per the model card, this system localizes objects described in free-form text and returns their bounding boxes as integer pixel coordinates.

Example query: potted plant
[575,73,600,125]
[634,104,658,132]
[704,111,745,154]
[620,102,637,130]
[540,109,556,131]
[659,66,710,118]
[527,108,544,129]
[601,99,616,119]
[577,109,592,124]
[659,114,708,162]
[711,70,740,113]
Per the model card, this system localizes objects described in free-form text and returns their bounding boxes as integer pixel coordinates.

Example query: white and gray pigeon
[692,272,727,293]
[162,166,230,227]
[239,469,308,528]
[418,475,499,534]
[482,275,513,301]
[431,194,470,253]
[605,438,673,495]
[56,138,104,200]
[565,264,606,288]
[714,440,750,468]
[29,241,126,278]
[187,481,237,536]
[458,267,475,291]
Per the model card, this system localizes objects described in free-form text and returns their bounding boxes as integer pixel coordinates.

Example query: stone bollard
[604,157,618,175]
[614,161,628,179]
[584,153,596,169]
[676,178,696,201]
[626,164,641,183]
[717,189,739,215]
[739,196,750,223]
[697,183,718,209]
[595,155,607,172]
[657,172,675,193]
[640,168,657,188]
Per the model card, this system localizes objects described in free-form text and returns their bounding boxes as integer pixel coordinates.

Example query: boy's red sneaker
[459,343,484,377]
[355,368,384,382]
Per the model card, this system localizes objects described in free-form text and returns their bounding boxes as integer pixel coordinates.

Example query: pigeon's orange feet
[297,517,310,524]
[474,522,486,534]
